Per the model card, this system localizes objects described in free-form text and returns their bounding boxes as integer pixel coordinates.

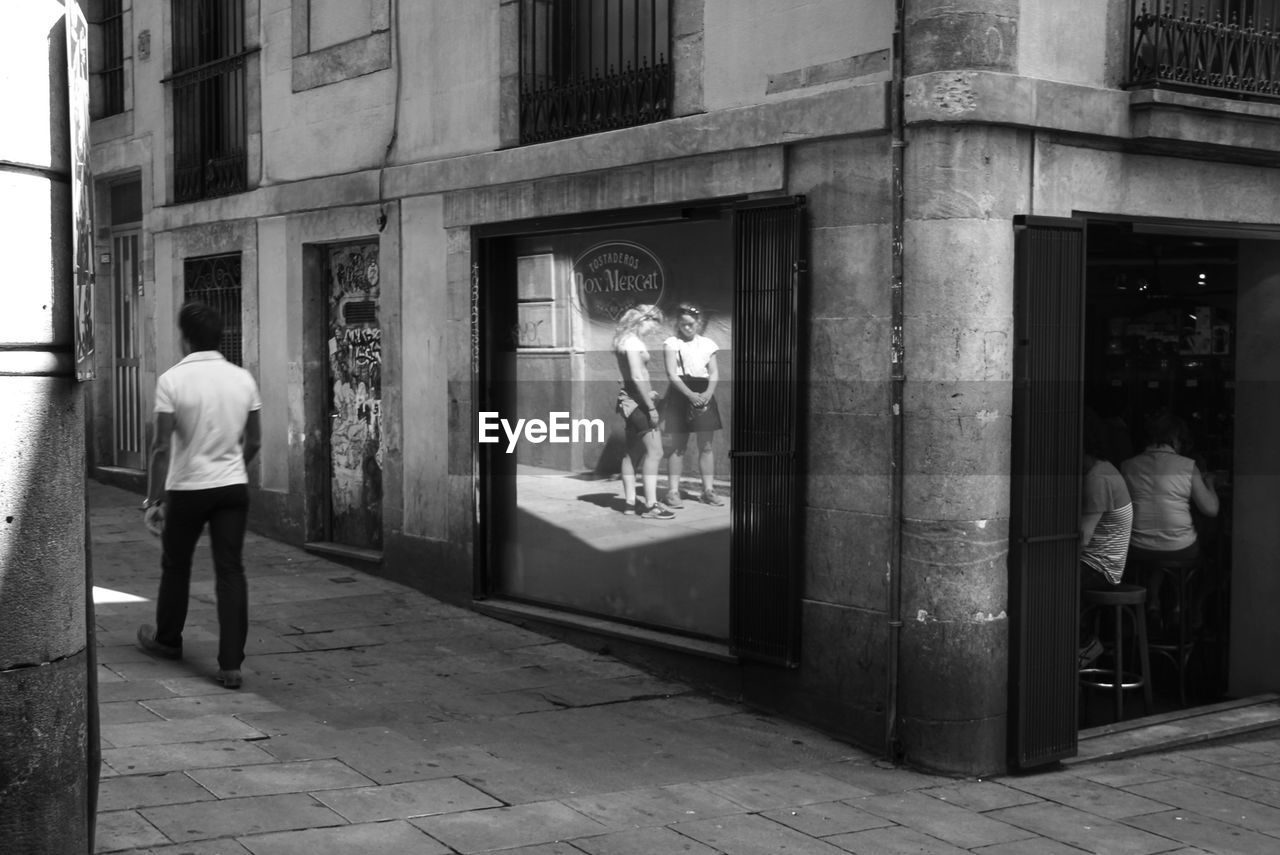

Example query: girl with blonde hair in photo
[613,304,675,519]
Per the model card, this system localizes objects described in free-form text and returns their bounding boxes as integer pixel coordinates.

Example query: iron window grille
[95,0,126,117]
[1130,1,1280,100]
[519,0,672,145]
[169,0,249,203]
[183,253,243,365]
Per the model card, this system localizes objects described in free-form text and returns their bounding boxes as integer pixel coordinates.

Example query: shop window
[518,0,672,144]
[183,252,243,365]
[93,0,126,117]
[480,199,804,660]
[169,0,249,203]
[516,254,572,348]
[291,0,392,92]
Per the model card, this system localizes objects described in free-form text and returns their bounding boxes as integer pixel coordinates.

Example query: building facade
[87,0,1280,776]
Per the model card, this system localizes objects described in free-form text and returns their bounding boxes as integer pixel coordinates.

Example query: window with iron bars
[519,0,672,144]
[183,253,244,366]
[94,0,126,117]
[1130,1,1280,100]
[169,0,249,203]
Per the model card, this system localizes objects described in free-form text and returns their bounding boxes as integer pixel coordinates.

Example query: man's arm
[243,409,262,465]
[146,413,174,506]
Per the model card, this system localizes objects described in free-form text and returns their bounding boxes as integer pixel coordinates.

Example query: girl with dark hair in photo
[660,303,724,508]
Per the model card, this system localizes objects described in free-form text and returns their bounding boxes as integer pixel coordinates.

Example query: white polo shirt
[155,351,262,491]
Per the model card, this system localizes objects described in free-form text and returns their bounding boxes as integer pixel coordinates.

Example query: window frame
[291,0,392,92]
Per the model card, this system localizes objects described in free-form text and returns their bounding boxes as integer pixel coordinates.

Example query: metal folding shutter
[730,199,806,665]
[1010,215,1085,768]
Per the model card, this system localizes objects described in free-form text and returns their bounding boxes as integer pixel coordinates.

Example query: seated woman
[1121,410,1219,630]
[1079,410,1133,666]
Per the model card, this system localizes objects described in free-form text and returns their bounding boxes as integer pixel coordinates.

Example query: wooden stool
[1143,556,1199,707]
[1080,584,1153,723]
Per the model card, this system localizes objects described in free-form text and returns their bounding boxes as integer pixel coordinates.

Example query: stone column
[0,2,92,851]
[895,0,1024,775]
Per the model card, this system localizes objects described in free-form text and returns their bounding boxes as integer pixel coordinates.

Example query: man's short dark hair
[179,301,223,352]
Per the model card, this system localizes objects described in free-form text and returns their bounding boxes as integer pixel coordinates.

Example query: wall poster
[488,216,735,638]
[68,2,95,380]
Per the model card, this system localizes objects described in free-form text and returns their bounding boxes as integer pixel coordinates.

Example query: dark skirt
[663,376,722,435]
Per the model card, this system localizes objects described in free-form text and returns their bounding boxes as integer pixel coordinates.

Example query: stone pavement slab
[985,802,1179,854]
[102,739,278,775]
[971,839,1102,855]
[572,826,720,855]
[410,801,608,853]
[759,800,895,837]
[826,824,973,855]
[1125,777,1280,835]
[999,769,1173,820]
[98,770,217,811]
[140,691,287,719]
[850,791,1035,849]
[919,780,1044,813]
[310,777,502,822]
[140,793,347,843]
[1124,809,1280,855]
[1135,753,1280,808]
[187,759,375,798]
[99,700,166,725]
[562,782,744,828]
[673,813,850,854]
[120,841,254,855]
[700,769,873,811]
[237,820,451,855]
[102,714,267,748]
[94,810,175,853]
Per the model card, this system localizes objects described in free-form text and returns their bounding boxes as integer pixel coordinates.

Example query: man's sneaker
[663,491,685,509]
[639,503,676,520]
[701,490,725,506]
[216,669,242,689]
[136,625,182,660]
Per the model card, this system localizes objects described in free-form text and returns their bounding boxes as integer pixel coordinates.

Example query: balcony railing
[1130,1,1280,100]
[519,0,672,144]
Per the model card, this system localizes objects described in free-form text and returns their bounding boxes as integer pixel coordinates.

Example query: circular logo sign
[572,240,666,323]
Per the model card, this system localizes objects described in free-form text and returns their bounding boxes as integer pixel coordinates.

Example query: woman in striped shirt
[1079,412,1133,666]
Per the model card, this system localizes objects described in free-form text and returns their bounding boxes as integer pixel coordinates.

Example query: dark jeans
[155,484,250,670]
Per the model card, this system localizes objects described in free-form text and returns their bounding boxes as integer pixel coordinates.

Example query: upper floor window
[170,0,248,202]
[519,0,671,144]
[1130,1,1280,100]
[93,0,126,117]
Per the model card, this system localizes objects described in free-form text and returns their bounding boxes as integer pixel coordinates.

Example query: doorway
[110,229,145,469]
[1082,220,1237,718]
[321,240,383,551]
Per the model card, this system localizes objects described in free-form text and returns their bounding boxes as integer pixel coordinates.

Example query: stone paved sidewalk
[89,480,1280,854]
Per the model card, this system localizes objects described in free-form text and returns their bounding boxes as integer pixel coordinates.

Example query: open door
[1009,215,1086,768]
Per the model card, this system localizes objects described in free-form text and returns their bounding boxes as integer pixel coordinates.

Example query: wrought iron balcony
[519,0,672,145]
[1130,1,1280,100]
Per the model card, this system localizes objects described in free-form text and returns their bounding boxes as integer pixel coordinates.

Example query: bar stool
[1143,556,1199,707]
[1080,584,1153,723]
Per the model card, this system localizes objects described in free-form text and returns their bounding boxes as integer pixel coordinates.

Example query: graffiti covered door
[324,241,382,549]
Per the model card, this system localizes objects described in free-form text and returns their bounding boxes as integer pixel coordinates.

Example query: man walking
[136,301,262,689]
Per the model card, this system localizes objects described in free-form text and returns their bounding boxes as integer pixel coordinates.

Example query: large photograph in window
[488,216,733,638]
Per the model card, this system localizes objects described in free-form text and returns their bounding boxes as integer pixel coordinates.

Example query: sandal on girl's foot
[663,492,685,509]
[701,490,725,506]
[639,503,676,519]
[216,669,242,689]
